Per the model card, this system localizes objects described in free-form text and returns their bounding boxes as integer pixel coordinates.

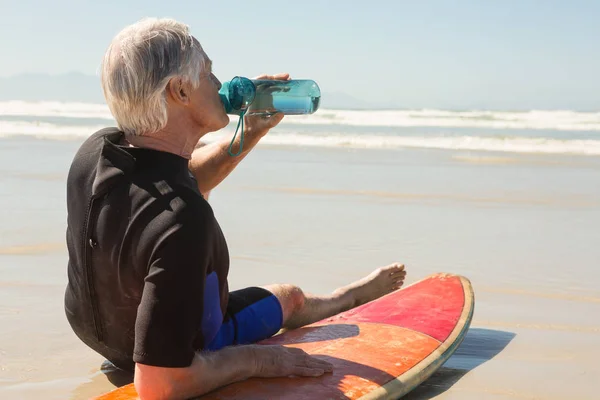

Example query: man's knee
[283,284,306,314]
[266,284,306,320]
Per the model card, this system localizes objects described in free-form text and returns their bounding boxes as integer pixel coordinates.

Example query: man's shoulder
[66,127,133,198]
[67,127,122,177]
[74,127,122,158]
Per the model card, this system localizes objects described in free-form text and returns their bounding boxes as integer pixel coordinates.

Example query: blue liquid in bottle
[219,76,321,116]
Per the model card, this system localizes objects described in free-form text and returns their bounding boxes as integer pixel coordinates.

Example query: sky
[0,0,599,110]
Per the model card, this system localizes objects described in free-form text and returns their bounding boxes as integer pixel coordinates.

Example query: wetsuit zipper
[84,197,103,342]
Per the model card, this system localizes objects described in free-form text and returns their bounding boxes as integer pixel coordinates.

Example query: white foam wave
[2,101,600,131]
[261,133,600,155]
[2,120,599,156]
[285,109,600,131]
[0,101,113,120]
[0,120,105,139]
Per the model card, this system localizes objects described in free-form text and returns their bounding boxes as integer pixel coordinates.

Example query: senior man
[64,18,406,400]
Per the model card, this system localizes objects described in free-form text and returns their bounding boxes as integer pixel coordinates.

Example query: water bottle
[219,76,321,116]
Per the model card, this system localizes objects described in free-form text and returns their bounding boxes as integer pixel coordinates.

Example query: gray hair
[101,18,206,135]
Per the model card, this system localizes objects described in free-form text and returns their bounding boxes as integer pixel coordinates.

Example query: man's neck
[123,126,205,160]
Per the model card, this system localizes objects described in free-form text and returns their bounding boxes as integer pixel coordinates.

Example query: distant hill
[0,73,376,109]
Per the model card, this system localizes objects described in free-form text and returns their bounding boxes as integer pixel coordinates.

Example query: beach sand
[0,136,599,399]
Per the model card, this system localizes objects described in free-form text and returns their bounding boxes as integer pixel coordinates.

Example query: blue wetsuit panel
[204,287,283,351]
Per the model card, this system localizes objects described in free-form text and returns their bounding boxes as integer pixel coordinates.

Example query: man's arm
[135,346,254,400]
[135,344,333,400]
[188,125,265,197]
[188,73,289,196]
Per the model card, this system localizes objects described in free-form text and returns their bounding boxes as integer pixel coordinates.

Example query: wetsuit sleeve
[132,215,213,368]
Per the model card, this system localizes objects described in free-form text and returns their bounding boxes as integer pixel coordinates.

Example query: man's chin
[220,115,230,129]
[204,116,230,133]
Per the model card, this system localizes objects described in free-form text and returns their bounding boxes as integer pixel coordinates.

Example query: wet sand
[0,136,599,399]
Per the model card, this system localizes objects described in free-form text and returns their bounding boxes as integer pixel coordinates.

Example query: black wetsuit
[64,128,282,372]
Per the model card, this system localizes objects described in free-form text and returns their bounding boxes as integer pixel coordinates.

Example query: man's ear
[166,78,190,105]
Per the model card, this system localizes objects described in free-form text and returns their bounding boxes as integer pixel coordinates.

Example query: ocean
[0,101,599,399]
[2,100,600,155]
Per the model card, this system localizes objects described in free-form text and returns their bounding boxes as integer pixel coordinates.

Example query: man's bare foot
[332,263,406,309]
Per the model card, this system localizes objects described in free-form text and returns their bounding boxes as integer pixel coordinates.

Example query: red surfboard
[93,273,474,399]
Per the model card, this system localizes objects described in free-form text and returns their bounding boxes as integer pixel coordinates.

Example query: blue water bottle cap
[229,76,256,111]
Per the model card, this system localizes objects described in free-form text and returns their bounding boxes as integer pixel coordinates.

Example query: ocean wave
[2,101,600,131]
[0,120,105,139]
[287,109,600,131]
[261,133,600,155]
[0,101,113,120]
[2,120,599,156]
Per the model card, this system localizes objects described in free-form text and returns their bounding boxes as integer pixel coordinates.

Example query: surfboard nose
[330,273,474,343]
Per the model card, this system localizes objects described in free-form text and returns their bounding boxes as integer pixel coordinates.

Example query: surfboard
[93,273,474,399]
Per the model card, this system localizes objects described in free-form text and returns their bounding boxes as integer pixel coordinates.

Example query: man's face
[187,52,230,132]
